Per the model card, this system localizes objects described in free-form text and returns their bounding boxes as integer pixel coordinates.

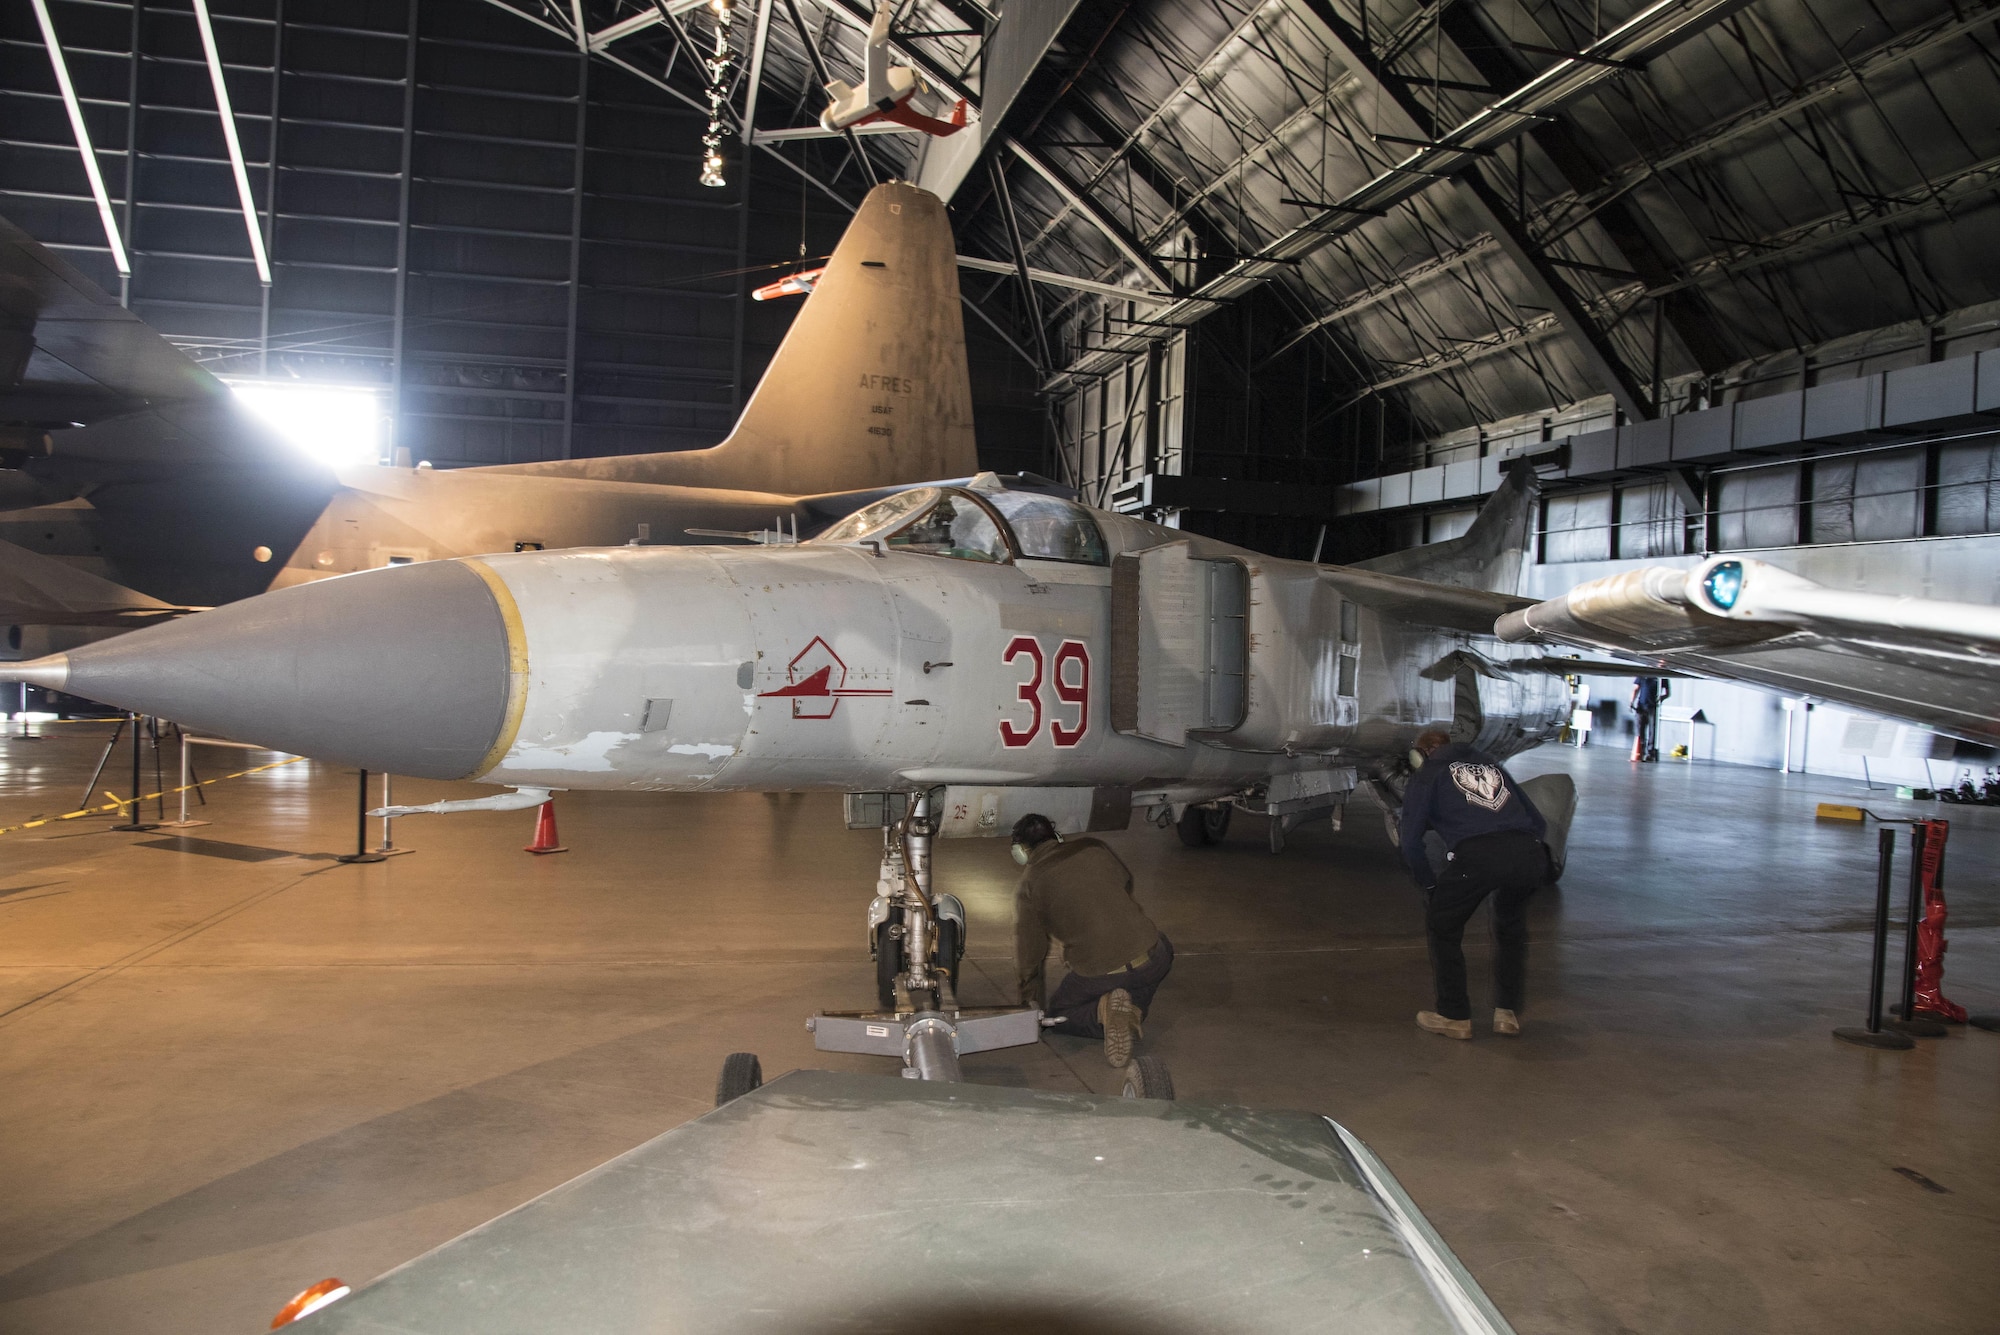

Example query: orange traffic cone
[525,799,568,855]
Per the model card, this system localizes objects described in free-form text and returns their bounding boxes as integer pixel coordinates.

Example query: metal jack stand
[110,713,159,832]
[807,790,1045,1082]
[337,769,388,864]
[160,723,209,828]
[1834,829,1915,1050]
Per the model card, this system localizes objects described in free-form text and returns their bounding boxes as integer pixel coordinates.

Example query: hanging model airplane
[819,0,970,138]
[751,268,824,301]
[0,181,979,633]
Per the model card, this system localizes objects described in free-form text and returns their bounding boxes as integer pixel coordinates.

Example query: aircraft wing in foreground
[1497,555,2000,744]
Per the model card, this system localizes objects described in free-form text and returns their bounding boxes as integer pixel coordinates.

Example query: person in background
[1630,676,1669,762]
[1398,728,1548,1040]
[1010,813,1172,1068]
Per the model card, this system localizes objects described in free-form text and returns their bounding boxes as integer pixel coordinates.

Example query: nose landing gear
[812,790,1043,1083]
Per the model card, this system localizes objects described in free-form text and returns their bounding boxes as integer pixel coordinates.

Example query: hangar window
[983,492,1107,565]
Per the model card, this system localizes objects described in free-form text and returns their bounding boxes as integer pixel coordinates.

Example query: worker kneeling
[1399,729,1549,1040]
[1011,814,1172,1068]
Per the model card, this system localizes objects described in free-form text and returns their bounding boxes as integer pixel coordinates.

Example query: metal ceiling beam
[955,255,1170,305]
[1436,0,1734,377]
[470,0,861,216]
[990,156,1052,374]
[1047,78,1255,278]
[1047,0,1750,390]
[1011,4,1273,264]
[1539,2,2000,249]
[1290,1,1656,419]
[1006,137,1174,292]
[1270,0,2000,366]
[1333,148,2000,407]
[586,1,710,52]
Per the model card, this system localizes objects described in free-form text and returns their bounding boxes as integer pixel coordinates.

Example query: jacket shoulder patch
[1448,761,1510,813]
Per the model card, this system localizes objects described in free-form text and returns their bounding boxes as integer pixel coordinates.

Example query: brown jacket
[1014,837,1159,1004]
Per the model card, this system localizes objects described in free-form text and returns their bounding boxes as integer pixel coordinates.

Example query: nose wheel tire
[715,1052,763,1106]
[1121,1054,1174,1101]
[1175,804,1232,847]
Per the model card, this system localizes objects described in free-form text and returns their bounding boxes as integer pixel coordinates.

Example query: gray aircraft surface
[0,181,977,638]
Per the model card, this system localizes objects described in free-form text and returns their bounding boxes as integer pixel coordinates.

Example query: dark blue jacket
[1398,742,1546,889]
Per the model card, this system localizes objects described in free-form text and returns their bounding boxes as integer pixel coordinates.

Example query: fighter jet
[0,464,1573,827]
[0,181,977,628]
[0,459,1580,997]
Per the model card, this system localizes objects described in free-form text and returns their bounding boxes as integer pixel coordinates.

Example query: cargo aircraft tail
[484,180,978,496]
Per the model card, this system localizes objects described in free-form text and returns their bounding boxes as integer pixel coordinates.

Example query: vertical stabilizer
[490,181,978,494]
[1354,462,1538,594]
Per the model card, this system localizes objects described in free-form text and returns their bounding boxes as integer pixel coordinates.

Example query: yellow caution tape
[0,756,305,837]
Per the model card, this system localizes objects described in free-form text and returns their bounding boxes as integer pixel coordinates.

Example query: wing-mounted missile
[371,787,555,818]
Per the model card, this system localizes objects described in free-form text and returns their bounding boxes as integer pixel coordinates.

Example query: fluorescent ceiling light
[228,381,385,468]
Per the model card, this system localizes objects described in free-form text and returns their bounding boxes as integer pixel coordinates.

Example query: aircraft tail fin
[490,181,977,495]
[1353,461,1538,596]
[0,535,196,628]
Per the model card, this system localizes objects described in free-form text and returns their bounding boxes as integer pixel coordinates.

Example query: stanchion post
[111,712,158,832]
[337,768,386,864]
[1835,828,1915,1050]
[372,772,411,857]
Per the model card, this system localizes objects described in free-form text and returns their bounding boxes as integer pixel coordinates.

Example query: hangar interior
[1,1,1997,1332]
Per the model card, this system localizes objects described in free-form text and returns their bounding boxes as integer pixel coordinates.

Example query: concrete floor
[0,724,1994,1334]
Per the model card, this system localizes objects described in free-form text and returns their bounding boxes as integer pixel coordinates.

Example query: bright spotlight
[228,380,385,468]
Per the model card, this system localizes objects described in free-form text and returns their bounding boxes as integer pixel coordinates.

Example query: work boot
[1416,1011,1472,1040]
[1493,1008,1521,1035]
[1099,989,1142,1067]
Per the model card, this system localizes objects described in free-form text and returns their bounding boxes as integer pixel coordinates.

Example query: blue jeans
[1045,934,1174,1037]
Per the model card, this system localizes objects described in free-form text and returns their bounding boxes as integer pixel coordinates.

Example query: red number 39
[999,636,1090,748]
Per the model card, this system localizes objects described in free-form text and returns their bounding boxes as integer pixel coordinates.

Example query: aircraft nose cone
[57,559,520,780]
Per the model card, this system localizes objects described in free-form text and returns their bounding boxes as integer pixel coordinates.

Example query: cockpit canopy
[814,486,1108,566]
